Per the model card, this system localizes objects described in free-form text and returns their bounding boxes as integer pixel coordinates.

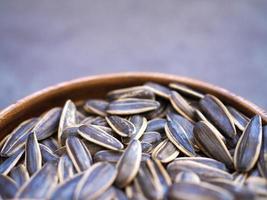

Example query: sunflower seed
[41,137,59,152]
[169,82,204,99]
[152,139,179,163]
[174,171,200,183]
[94,150,122,163]
[107,98,160,115]
[75,162,117,200]
[84,99,108,116]
[194,121,233,168]
[54,146,67,156]
[25,132,42,175]
[145,82,171,99]
[141,131,162,144]
[228,106,249,131]
[114,187,128,200]
[106,116,136,137]
[144,99,169,120]
[66,136,92,172]
[200,95,236,138]
[246,176,267,197]
[258,125,267,178]
[58,154,75,182]
[116,139,142,188]
[50,173,84,200]
[58,100,77,145]
[78,124,124,150]
[165,121,196,157]
[146,118,166,133]
[39,143,59,163]
[170,90,195,121]
[97,186,117,200]
[141,142,153,153]
[9,164,29,187]
[234,115,262,172]
[33,107,62,140]
[0,148,24,175]
[0,174,18,199]
[168,182,234,200]
[1,118,38,156]
[107,86,155,100]
[16,161,58,199]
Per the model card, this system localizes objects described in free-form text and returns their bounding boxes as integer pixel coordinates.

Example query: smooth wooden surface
[0,72,266,140]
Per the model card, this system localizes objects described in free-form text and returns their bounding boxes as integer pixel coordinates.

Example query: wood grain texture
[0,72,266,140]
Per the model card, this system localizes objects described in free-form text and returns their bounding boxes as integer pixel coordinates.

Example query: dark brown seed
[66,136,92,172]
[25,132,42,175]
[83,99,108,116]
[75,162,117,200]
[170,91,195,122]
[165,121,196,157]
[200,95,236,138]
[116,139,142,188]
[169,82,204,99]
[258,125,267,178]
[0,174,18,199]
[33,107,62,140]
[106,116,136,137]
[234,115,262,172]
[194,121,233,168]
[107,98,160,115]
[78,124,124,150]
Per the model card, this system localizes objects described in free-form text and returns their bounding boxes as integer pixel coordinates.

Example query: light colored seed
[33,107,62,140]
[0,148,24,175]
[169,82,204,99]
[78,124,124,150]
[39,143,59,163]
[144,82,171,99]
[75,162,117,200]
[170,90,196,122]
[66,136,92,172]
[168,182,234,200]
[50,173,84,200]
[228,106,249,131]
[167,160,233,181]
[106,116,136,137]
[234,115,262,172]
[258,125,267,178]
[84,99,108,116]
[116,139,142,188]
[1,118,38,156]
[41,137,59,152]
[152,139,180,163]
[58,100,77,145]
[0,174,18,199]
[58,154,75,182]
[174,171,200,183]
[107,98,160,115]
[193,121,233,169]
[200,94,236,138]
[16,161,58,199]
[173,157,228,171]
[25,132,42,175]
[9,164,29,187]
[165,121,196,157]
[146,118,166,132]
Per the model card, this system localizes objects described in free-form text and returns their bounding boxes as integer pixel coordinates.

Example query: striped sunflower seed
[0,174,18,199]
[0,148,24,175]
[169,82,204,99]
[107,98,160,115]
[25,132,42,175]
[78,124,124,150]
[234,115,262,172]
[115,139,142,188]
[9,164,29,187]
[75,162,117,200]
[66,136,92,172]
[200,95,236,138]
[106,116,136,137]
[83,99,108,116]
[58,153,75,182]
[227,106,249,131]
[146,118,166,133]
[174,171,201,183]
[41,137,59,152]
[145,82,171,99]
[258,125,267,178]
[39,143,59,163]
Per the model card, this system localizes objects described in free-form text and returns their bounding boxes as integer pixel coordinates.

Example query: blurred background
[0,0,267,110]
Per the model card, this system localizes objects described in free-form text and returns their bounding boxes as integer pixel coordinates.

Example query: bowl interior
[0,72,266,140]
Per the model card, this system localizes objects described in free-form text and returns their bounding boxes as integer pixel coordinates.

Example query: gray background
[0,0,267,110]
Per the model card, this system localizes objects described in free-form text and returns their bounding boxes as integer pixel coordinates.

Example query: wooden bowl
[0,72,266,140]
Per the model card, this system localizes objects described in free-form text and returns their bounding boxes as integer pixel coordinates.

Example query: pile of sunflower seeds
[0,81,266,200]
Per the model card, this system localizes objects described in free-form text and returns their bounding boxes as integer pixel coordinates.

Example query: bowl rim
[1,72,266,126]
